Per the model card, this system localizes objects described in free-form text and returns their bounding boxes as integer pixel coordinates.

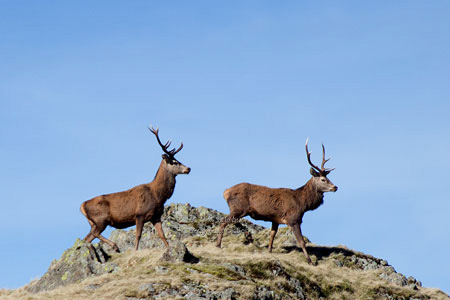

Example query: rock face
[26,239,120,293]
[27,203,262,293]
[19,203,449,300]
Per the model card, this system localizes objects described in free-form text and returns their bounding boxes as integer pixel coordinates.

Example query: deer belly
[110,220,135,229]
[247,205,286,224]
[248,212,270,222]
[247,210,279,223]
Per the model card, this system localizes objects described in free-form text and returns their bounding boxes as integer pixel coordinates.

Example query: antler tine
[148,126,183,157]
[148,126,172,156]
[170,142,183,156]
[305,138,321,172]
[321,144,335,173]
[321,144,331,170]
[148,125,158,135]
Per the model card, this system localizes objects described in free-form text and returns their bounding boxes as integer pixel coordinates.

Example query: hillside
[1,203,448,300]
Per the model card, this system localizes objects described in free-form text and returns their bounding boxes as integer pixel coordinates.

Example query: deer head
[149,126,191,175]
[305,138,337,193]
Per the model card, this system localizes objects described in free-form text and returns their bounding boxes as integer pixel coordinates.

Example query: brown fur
[216,141,337,265]
[80,130,190,252]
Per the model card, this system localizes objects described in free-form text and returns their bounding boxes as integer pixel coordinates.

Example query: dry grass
[1,232,448,300]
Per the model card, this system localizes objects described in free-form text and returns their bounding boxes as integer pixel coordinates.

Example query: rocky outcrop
[27,203,262,293]
[26,239,120,293]
[19,203,449,300]
[102,203,264,255]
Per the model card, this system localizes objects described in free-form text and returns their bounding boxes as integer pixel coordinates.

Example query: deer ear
[162,154,169,160]
[310,168,320,177]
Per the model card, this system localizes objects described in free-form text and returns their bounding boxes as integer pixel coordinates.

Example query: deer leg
[153,221,169,248]
[135,216,145,251]
[90,222,120,252]
[83,214,97,243]
[83,232,95,243]
[216,211,243,248]
[82,224,100,255]
[215,222,228,248]
[96,234,120,252]
[290,224,313,265]
[268,222,279,253]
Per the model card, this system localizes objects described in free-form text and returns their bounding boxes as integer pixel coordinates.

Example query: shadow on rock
[160,241,199,263]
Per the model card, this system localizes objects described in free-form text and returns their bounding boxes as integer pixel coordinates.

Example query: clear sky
[1,0,449,294]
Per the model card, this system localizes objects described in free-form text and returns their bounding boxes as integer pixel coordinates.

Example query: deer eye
[320,178,326,182]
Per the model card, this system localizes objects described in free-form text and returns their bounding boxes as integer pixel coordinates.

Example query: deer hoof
[307,259,317,266]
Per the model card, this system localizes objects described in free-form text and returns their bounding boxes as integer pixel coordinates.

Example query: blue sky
[1,0,449,294]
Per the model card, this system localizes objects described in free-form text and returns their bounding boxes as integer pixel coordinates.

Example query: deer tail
[80,201,96,227]
[223,188,231,201]
[80,201,88,217]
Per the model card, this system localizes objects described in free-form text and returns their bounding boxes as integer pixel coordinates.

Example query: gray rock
[288,278,305,300]
[253,286,276,300]
[281,230,300,247]
[221,263,246,277]
[334,259,344,267]
[162,203,264,241]
[139,283,155,293]
[172,202,191,223]
[178,283,238,300]
[185,291,205,300]
[160,241,199,263]
[270,261,287,277]
[379,272,408,287]
[407,276,422,290]
[85,283,101,290]
[27,239,119,293]
[220,288,238,300]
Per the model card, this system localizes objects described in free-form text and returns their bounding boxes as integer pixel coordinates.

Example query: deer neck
[298,178,324,211]
[151,161,176,202]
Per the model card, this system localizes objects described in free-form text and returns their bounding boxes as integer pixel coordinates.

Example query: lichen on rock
[27,239,119,293]
[17,203,449,300]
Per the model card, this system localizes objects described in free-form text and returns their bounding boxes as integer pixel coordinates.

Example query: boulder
[160,241,199,263]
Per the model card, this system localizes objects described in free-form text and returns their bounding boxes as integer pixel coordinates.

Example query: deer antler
[305,138,334,175]
[321,144,335,174]
[305,138,321,173]
[148,126,183,156]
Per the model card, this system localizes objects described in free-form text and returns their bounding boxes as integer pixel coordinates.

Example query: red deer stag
[216,138,337,264]
[80,127,191,252]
